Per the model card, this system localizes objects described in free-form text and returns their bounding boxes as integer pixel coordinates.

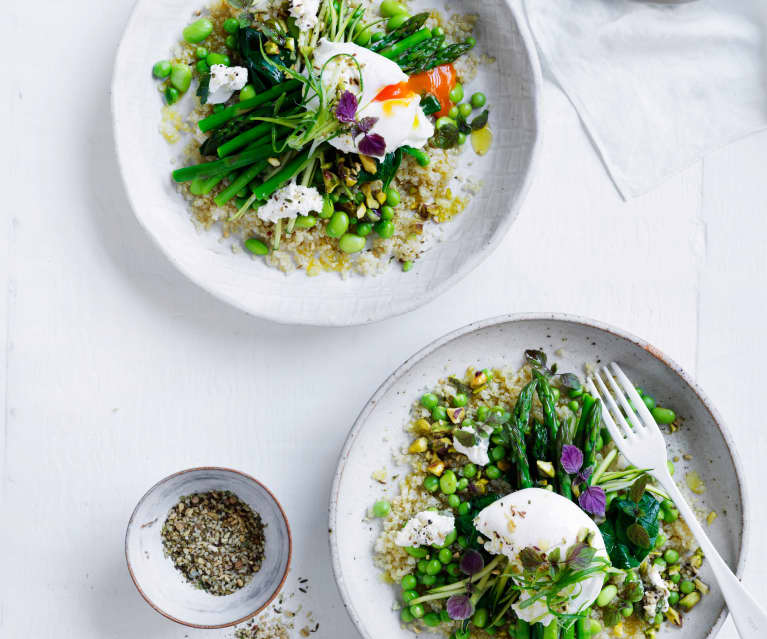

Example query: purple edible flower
[459,549,484,576]
[335,90,358,123]
[446,594,475,620]
[351,116,378,137]
[358,132,386,157]
[561,445,584,474]
[577,465,594,484]
[579,485,607,517]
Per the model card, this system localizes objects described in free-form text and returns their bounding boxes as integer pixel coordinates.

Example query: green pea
[372,500,390,517]
[642,395,656,411]
[417,559,429,573]
[401,574,417,590]
[431,26,445,38]
[326,211,349,238]
[570,387,584,398]
[169,63,192,93]
[206,52,230,67]
[152,60,171,78]
[354,27,372,46]
[226,35,237,49]
[164,85,180,105]
[426,558,442,575]
[654,533,667,549]
[568,400,579,411]
[435,116,456,129]
[402,589,418,604]
[596,585,618,607]
[653,557,667,571]
[668,591,680,606]
[453,393,468,407]
[439,529,457,548]
[474,406,488,422]
[670,573,681,584]
[352,222,371,237]
[423,475,439,492]
[387,13,411,30]
[663,507,679,523]
[420,393,438,409]
[437,548,452,564]
[432,405,447,421]
[458,102,473,118]
[454,132,465,146]
[405,546,427,558]
[339,233,366,253]
[447,494,461,509]
[374,219,395,238]
[457,502,470,516]
[423,612,441,627]
[652,407,676,424]
[490,434,504,446]
[446,562,460,577]
[449,83,464,103]
[371,31,385,42]
[183,17,214,44]
[400,607,414,623]
[456,478,468,491]
[680,580,695,594]
[409,603,425,619]
[470,92,487,109]
[621,604,633,617]
[224,17,240,34]
[196,60,210,74]
[244,238,268,255]
[485,465,501,480]
[662,498,675,511]
[421,574,437,586]
[463,463,477,479]
[195,46,209,59]
[440,470,458,495]
[385,187,400,206]
[472,608,488,628]
[490,445,506,462]
[380,0,408,17]
[664,549,680,565]
[466,36,476,47]
[380,205,395,220]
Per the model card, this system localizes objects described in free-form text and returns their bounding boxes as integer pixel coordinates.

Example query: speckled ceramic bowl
[330,313,748,639]
[126,467,291,628]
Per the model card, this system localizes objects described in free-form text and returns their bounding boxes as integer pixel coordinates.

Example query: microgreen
[578,486,607,516]
[335,90,357,123]
[459,550,484,576]
[560,445,584,474]
[446,594,474,620]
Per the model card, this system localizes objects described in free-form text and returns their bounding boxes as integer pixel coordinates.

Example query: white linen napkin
[522,0,767,199]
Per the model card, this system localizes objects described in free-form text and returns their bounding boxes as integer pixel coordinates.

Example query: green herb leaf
[520,547,545,570]
[237,27,293,89]
[430,123,459,149]
[565,542,597,570]
[196,72,210,106]
[629,474,650,504]
[454,430,477,448]
[557,373,582,392]
[524,349,547,369]
[470,109,489,131]
[356,148,402,190]
[419,93,442,116]
[599,493,660,568]
[455,494,501,549]
[626,523,651,549]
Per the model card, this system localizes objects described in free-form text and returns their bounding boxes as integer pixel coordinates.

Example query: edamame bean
[449,83,464,104]
[620,605,633,617]
[431,26,445,38]
[654,532,667,549]
[456,132,467,145]
[642,395,656,410]
[440,470,457,495]
[152,60,171,78]
[456,478,468,491]
[420,573,436,586]
[224,17,240,34]
[446,562,460,577]
[463,463,477,478]
[402,589,418,604]
[458,103,473,118]
[485,465,501,480]
[440,529,457,547]
[401,574,417,590]
[680,580,695,594]
[670,573,681,584]
[183,18,214,44]
[652,407,676,424]
[472,608,488,628]
[568,400,579,411]
[423,612,441,627]
[426,559,442,576]
[664,549,680,565]
[470,92,487,108]
[326,211,349,238]
[417,559,429,573]
[164,86,180,105]
[423,475,439,492]
[206,52,230,67]
[663,507,679,523]
[405,546,427,558]
[438,548,452,564]
[380,0,408,17]
[244,238,268,255]
[170,63,192,92]
[420,393,438,409]
[354,27,372,46]
[447,494,460,509]
[490,445,506,462]
[195,46,209,59]
[372,500,390,517]
[374,219,394,238]
[653,557,667,571]
[387,13,411,30]
[339,233,366,253]
[596,585,618,607]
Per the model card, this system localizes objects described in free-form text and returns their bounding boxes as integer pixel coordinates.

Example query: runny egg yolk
[374,63,457,117]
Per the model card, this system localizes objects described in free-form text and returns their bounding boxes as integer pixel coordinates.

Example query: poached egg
[474,488,608,625]
[311,40,435,156]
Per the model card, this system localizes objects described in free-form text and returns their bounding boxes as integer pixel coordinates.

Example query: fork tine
[585,378,625,444]
[602,367,645,432]
[610,363,658,430]
[590,372,635,440]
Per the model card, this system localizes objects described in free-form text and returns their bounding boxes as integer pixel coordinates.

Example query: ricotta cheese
[394,511,455,547]
[207,65,249,105]
[453,426,491,466]
[257,184,324,223]
[290,0,320,31]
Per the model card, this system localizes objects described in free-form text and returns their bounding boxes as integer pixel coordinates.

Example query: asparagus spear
[250,151,311,201]
[562,621,576,639]
[515,619,530,639]
[399,40,473,74]
[533,369,560,445]
[213,160,268,207]
[171,140,277,182]
[508,421,532,489]
[542,620,559,639]
[369,13,430,52]
[513,379,538,436]
[198,80,302,132]
[576,613,592,639]
[582,399,603,475]
[555,422,573,500]
[575,394,596,448]
[380,27,433,60]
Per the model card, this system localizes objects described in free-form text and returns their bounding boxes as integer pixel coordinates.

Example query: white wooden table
[2,1,765,637]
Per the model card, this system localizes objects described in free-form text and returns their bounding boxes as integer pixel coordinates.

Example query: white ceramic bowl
[126,467,291,628]
[330,313,749,639]
[111,0,541,325]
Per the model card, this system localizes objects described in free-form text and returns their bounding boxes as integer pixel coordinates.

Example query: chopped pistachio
[427,459,445,477]
[694,578,709,595]
[414,418,431,435]
[706,511,718,525]
[267,157,281,167]
[355,203,366,219]
[679,591,701,610]
[536,460,555,478]
[359,154,377,174]
[470,371,487,389]
[665,607,681,626]
[408,437,428,454]
[264,41,280,55]
[446,406,465,424]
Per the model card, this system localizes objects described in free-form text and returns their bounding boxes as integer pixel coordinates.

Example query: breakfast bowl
[330,313,748,639]
[126,466,291,628]
[111,0,541,326]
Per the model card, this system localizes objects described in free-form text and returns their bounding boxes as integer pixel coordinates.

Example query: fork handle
[655,470,767,637]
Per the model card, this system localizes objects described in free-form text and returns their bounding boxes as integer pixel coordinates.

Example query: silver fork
[587,363,767,638]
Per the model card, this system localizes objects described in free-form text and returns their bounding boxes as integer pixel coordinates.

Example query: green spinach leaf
[599,492,660,569]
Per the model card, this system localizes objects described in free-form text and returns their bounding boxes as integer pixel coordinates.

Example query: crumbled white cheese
[645,564,671,614]
[290,0,320,31]
[394,511,455,547]
[207,65,249,105]
[250,0,270,11]
[257,183,324,223]
[453,426,491,466]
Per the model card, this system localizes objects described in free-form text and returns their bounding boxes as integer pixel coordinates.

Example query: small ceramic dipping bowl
[125,467,291,628]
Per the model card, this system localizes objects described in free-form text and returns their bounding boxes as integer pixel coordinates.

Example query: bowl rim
[125,465,292,629]
[109,0,544,326]
[328,312,750,639]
